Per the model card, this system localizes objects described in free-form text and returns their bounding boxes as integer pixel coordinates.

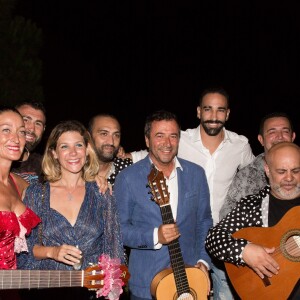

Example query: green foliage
[0,0,44,105]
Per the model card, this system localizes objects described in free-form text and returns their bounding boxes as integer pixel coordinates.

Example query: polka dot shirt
[107,157,133,187]
[205,186,270,266]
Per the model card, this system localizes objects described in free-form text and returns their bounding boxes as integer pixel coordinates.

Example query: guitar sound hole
[281,230,300,262]
[175,289,196,300]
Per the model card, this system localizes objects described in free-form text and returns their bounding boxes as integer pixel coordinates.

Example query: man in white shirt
[128,87,255,299]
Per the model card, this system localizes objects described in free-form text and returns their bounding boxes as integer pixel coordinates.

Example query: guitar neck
[0,270,83,290]
[160,204,190,295]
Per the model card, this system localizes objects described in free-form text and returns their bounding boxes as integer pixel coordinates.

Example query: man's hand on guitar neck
[242,243,279,279]
[158,223,181,244]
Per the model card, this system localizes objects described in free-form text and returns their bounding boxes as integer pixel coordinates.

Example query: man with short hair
[220,112,296,220]
[114,110,213,300]
[12,100,46,183]
[88,113,132,187]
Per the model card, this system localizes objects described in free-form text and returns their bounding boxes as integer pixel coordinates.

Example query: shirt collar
[222,128,232,143]
[174,156,183,171]
[148,156,183,172]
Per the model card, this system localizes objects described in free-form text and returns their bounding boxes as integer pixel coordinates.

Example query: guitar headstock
[83,264,130,290]
[147,164,170,206]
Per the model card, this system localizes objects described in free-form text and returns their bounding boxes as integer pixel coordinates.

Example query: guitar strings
[0,270,103,289]
[160,204,191,294]
[271,235,300,258]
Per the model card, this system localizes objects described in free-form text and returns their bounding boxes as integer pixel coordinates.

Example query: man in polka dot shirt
[205,142,300,299]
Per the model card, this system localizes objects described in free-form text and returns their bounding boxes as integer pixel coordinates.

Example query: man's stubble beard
[201,121,225,136]
[25,138,41,152]
[96,146,119,163]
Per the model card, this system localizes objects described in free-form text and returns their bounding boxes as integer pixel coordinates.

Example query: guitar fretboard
[160,204,191,296]
[0,270,83,290]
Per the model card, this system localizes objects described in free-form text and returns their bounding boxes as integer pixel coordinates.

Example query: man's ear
[196,106,201,119]
[257,134,264,147]
[226,109,230,121]
[264,163,270,178]
[145,136,150,148]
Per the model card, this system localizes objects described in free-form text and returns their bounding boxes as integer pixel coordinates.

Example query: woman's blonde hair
[42,120,99,182]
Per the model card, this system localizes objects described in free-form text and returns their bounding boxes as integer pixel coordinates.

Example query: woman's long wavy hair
[42,120,100,182]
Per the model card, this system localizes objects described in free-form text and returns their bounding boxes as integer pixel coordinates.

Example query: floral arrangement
[96,254,126,300]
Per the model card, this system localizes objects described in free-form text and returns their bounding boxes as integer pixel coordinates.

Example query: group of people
[0,105,126,300]
[1,86,299,300]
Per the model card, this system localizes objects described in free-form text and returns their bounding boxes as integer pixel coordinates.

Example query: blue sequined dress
[17,181,125,270]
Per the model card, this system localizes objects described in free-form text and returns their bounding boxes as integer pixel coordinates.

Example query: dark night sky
[15,1,300,155]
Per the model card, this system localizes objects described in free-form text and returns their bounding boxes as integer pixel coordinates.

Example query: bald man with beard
[206,142,300,299]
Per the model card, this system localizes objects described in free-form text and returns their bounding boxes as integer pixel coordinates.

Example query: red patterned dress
[0,209,41,269]
[0,174,41,269]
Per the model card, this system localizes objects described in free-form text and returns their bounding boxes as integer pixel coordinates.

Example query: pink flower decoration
[96,254,124,300]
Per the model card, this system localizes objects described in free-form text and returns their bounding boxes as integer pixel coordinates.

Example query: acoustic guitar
[225,205,300,300]
[0,264,129,291]
[147,165,209,300]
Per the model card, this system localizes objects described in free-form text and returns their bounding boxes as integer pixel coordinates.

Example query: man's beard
[96,146,118,163]
[271,181,300,200]
[201,120,225,136]
[25,138,41,152]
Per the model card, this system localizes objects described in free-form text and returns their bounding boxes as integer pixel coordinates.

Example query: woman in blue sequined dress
[17,120,125,299]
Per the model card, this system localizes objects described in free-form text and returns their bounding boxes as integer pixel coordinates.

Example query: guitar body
[225,206,300,300]
[151,266,209,300]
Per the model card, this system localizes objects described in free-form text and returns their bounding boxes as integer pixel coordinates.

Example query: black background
[15,1,300,155]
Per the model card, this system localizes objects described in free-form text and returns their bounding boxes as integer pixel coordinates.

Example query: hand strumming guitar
[242,243,279,279]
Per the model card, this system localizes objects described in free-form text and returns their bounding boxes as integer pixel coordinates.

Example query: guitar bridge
[262,276,271,287]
